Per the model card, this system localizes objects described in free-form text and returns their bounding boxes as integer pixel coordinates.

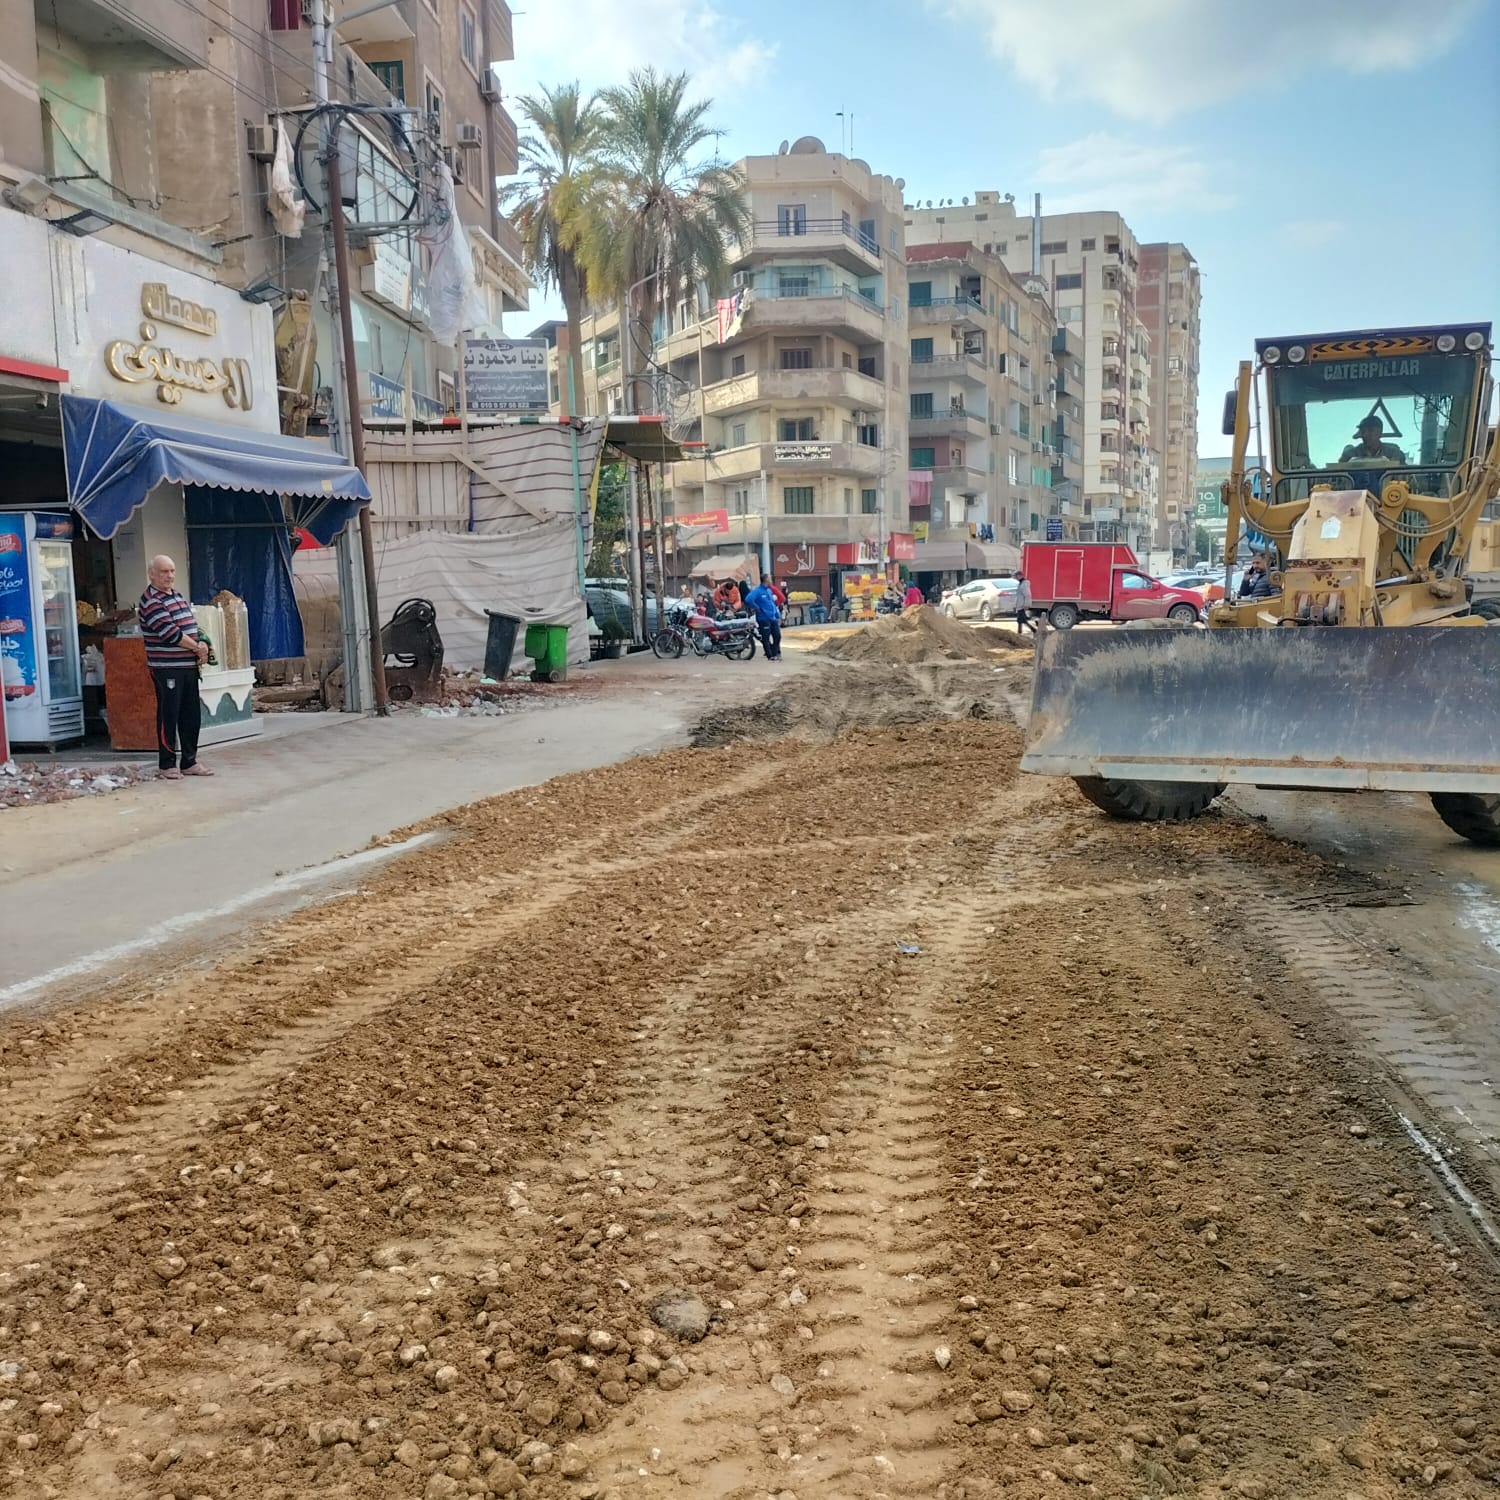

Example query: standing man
[138,554,212,780]
[744,577,783,662]
[1013,573,1037,636]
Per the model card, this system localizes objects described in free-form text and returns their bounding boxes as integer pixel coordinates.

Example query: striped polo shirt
[138,585,201,670]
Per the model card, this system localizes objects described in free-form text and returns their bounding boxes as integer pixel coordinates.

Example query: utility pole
[311,0,389,715]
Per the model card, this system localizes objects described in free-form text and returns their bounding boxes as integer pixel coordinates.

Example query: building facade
[556,137,912,601]
[2,0,528,432]
[903,243,1080,578]
[906,194,1197,558]
[1139,242,1202,554]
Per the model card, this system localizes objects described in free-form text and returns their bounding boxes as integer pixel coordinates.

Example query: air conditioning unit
[457,122,483,150]
[245,122,277,161]
[479,71,500,104]
[443,146,465,184]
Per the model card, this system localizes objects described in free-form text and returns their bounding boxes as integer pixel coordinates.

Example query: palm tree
[588,68,751,415]
[499,83,602,417]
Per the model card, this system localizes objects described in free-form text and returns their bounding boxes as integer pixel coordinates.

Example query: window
[730,354,746,376]
[857,421,879,447]
[996,352,1006,374]
[368,59,405,100]
[783,486,815,514]
[1120,573,1152,590]
[842,352,853,369]
[777,203,807,236]
[1168,356,1183,373]
[1040,240,1067,256]
[459,4,478,73]
[858,355,877,378]
[778,417,815,441]
[731,487,750,512]
[910,337,933,361]
[780,347,813,370]
[269,0,299,28]
[777,273,810,297]
[1055,273,1082,291]
[861,488,878,514]
[424,78,443,135]
[730,423,746,447]
[1080,237,1096,251]
[1008,450,1019,484]
[910,393,934,418]
[859,218,876,252]
[910,446,936,468]
[909,280,932,307]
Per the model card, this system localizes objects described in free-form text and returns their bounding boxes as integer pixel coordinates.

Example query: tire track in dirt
[0,758,796,1242]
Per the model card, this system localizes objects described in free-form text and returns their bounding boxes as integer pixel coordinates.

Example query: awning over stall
[61,395,371,544]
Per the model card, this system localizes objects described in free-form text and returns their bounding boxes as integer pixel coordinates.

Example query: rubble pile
[0,760,150,810]
[818,604,1028,663]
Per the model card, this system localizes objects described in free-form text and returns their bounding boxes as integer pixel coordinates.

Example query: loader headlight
[1465,330,1487,351]
[1287,345,1307,363]
[1435,333,1457,353]
[1262,345,1281,364]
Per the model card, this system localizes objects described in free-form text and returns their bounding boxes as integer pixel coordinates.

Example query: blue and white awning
[61,395,371,545]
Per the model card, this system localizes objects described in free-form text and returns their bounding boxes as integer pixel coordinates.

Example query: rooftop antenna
[1032,193,1042,278]
[836,110,845,155]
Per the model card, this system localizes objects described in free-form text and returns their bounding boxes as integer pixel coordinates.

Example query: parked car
[1020,542,1205,628]
[1165,569,1246,605]
[941,577,1019,622]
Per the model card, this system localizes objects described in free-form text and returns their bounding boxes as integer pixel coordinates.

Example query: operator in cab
[1338,416,1407,468]
[1237,553,1277,601]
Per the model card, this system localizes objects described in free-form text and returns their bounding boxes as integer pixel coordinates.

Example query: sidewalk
[0,649,807,1003]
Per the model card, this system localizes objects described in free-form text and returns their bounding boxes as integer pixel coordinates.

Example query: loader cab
[1256,326,1491,509]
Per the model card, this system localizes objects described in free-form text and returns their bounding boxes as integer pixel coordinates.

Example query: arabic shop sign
[463,337,549,413]
[104,282,253,411]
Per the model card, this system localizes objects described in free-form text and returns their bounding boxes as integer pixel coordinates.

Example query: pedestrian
[1013,572,1037,636]
[765,575,787,610]
[744,577,783,661]
[903,580,924,609]
[137,553,213,780]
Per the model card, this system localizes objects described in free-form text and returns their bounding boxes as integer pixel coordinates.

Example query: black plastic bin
[483,610,522,680]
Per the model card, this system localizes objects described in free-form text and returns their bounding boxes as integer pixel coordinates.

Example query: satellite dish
[1003,192,1015,204]
[790,135,825,155]
[778,140,790,156]
[895,177,905,191]
[962,196,969,205]
[925,199,932,209]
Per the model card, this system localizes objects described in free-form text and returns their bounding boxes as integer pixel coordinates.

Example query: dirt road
[1,616,1497,1499]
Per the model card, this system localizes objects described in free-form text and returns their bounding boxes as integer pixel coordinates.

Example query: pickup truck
[1021,542,1206,629]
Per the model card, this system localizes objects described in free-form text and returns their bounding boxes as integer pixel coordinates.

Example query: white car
[941,577,1019,622]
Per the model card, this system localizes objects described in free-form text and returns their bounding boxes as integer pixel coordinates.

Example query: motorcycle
[685,609,758,660]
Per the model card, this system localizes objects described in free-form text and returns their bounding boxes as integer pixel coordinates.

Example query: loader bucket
[1021,625,1500,793]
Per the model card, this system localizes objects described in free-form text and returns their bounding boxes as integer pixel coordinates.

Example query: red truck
[1021,542,1205,629]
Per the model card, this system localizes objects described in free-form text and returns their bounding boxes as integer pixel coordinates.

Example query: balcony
[742,218,882,274]
[492,103,520,178]
[908,295,984,332]
[50,0,209,69]
[685,440,882,484]
[910,406,987,439]
[919,462,988,494]
[747,285,886,344]
[701,366,886,417]
[910,352,987,386]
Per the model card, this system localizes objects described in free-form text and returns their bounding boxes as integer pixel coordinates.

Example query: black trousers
[1015,608,1036,634]
[757,618,782,659]
[151,665,201,770]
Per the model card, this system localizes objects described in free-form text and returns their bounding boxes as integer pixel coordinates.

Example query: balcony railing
[746,218,881,260]
[907,294,983,311]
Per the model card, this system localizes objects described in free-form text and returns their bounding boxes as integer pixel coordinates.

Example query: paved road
[0,649,806,1005]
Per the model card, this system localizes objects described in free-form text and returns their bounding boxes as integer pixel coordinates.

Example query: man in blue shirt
[744,578,783,661]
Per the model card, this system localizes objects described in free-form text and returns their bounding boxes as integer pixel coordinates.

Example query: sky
[500,0,1500,457]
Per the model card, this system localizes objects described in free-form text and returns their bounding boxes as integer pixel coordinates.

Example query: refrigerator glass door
[37,540,80,700]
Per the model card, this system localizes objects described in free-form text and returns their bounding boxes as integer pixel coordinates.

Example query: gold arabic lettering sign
[103,282,253,411]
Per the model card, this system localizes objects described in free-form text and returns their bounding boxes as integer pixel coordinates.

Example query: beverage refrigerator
[0,512,84,746]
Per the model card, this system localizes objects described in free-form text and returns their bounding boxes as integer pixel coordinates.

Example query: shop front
[0,212,370,749]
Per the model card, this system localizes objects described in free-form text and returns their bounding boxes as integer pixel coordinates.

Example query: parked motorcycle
[687,610,758,660]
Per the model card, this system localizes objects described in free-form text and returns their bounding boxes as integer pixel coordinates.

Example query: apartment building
[903,243,1079,579]
[3,0,527,429]
[1139,242,1202,553]
[907,194,1184,556]
[558,138,911,601]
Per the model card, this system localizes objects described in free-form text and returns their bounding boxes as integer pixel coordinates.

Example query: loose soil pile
[816,605,1028,664]
[1,652,1497,1499]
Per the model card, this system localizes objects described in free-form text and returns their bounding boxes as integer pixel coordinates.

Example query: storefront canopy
[688,551,758,581]
[61,395,371,545]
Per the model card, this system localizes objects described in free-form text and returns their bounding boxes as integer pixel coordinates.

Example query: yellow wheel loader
[1021,322,1500,846]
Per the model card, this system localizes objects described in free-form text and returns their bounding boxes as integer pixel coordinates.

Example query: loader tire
[1073,776,1223,823]
[1429,793,1500,847]
[1472,597,1500,622]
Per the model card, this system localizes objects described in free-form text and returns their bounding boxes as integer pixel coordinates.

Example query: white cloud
[1035,134,1236,217]
[1284,218,1346,250]
[507,0,777,106]
[929,0,1481,121]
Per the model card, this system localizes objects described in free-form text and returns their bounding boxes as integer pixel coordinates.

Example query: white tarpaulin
[294,420,610,670]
